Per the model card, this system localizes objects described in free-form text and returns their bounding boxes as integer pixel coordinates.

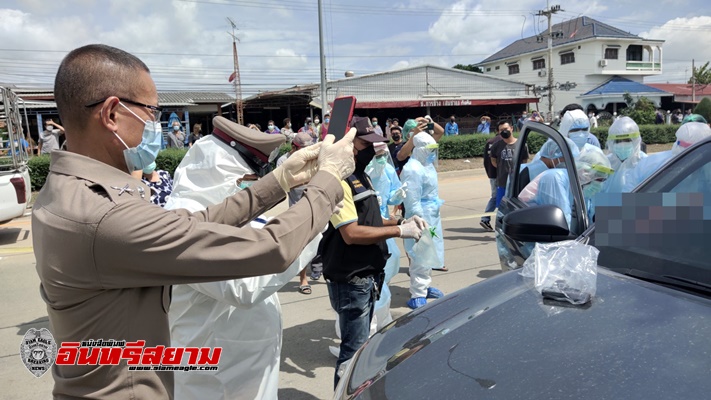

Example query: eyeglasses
[85,97,162,121]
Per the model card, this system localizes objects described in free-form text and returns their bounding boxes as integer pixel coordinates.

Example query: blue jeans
[481,178,497,223]
[495,186,506,208]
[327,276,375,388]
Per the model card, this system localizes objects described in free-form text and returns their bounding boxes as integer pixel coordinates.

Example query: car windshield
[588,140,711,293]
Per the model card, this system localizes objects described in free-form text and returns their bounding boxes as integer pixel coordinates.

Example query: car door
[495,121,588,271]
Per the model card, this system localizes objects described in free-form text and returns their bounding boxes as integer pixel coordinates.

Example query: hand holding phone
[327,96,356,141]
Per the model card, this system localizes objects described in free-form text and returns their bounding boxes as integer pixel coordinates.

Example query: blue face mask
[173,125,180,131]
[238,180,255,190]
[116,103,162,171]
[568,131,588,150]
[324,118,330,124]
[583,180,604,198]
[426,152,437,165]
[613,142,635,161]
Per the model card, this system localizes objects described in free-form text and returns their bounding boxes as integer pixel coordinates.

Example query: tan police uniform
[32,122,342,399]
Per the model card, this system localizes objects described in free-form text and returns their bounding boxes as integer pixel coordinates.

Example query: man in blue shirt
[445,115,459,136]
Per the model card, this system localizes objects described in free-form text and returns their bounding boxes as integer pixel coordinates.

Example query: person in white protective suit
[365,142,405,329]
[400,132,445,310]
[164,126,322,400]
[519,144,614,229]
[629,122,711,191]
[603,116,647,193]
[558,109,601,150]
[523,136,581,184]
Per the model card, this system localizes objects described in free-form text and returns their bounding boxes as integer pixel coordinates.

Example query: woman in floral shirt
[131,162,174,207]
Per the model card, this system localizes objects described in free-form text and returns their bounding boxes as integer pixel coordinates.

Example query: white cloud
[640,16,711,83]
[266,48,308,69]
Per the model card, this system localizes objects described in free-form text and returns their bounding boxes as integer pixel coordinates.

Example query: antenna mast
[227,17,244,125]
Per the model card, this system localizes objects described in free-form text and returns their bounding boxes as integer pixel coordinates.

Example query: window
[508,64,520,75]
[560,52,575,65]
[532,59,546,70]
[627,45,643,61]
[495,66,500,70]
[604,48,619,60]
[486,67,491,72]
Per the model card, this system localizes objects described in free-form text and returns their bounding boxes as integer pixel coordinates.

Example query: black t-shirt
[491,139,529,188]
[483,135,503,179]
[388,142,408,172]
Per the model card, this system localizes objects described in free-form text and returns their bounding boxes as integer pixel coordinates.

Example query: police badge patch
[20,328,56,377]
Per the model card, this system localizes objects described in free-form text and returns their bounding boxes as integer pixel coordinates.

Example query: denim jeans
[481,178,497,223]
[495,186,506,208]
[327,276,375,388]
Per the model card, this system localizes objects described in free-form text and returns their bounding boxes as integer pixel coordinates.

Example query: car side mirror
[502,205,571,242]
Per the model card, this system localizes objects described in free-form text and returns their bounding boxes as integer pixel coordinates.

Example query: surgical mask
[372,121,378,126]
[173,125,180,131]
[268,124,275,130]
[324,118,330,124]
[392,134,401,141]
[238,180,255,190]
[426,152,436,165]
[45,125,52,131]
[583,180,604,198]
[375,155,387,165]
[568,131,588,150]
[287,123,292,128]
[314,119,320,124]
[613,142,634,161]
[355,145,376,172]
[115,103,163,171]
[500,129,511,139]
[142,161,156,175]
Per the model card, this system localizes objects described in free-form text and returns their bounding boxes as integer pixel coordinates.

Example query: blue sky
[0,0,709,97]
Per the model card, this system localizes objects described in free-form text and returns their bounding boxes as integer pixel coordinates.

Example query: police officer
[32,44,356,399]
[320,117,426,388]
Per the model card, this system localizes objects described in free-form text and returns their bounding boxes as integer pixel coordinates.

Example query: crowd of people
[28,43,711,400]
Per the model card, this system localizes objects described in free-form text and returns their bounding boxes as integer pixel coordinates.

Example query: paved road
[0,168,499,399]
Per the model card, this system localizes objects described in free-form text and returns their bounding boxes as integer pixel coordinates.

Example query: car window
[593,141,711,284]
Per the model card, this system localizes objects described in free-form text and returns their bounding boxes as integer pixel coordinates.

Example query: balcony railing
[626,61,662,71]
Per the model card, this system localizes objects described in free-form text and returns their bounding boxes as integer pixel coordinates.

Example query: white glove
[318,128,356,180]
[398,220,424,240]
[272,142,322,192]
[404,215,428,230]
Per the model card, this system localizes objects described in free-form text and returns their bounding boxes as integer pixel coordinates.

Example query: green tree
[688,61,711,85]
[453,64,483,73]
[621,92,656,125]
[693,97,711,123]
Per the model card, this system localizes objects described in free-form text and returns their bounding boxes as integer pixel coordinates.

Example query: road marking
[0,247,33,254]
[442,212,496,222]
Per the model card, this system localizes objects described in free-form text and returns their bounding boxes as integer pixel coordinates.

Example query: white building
[476,16,664,116]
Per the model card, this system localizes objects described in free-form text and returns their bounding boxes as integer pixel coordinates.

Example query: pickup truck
[0,87,32,224]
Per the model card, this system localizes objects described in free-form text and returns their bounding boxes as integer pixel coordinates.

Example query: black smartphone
[327,96,356,141]
[426,122,434,132]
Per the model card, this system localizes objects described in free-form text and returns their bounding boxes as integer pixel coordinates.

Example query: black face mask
[355,144,376,173]
[391,134,401,142]
[500,129,512,139]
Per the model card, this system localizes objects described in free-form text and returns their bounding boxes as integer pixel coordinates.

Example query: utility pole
[536,2,562,121]
[227,17,244,125]
[317,0,329,119]
[692,59,696,103]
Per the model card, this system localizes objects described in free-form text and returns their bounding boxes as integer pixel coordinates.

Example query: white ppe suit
[165,135,321,400]
[365,156,403,331]
[603,116,647,193]
[400,133,444,298]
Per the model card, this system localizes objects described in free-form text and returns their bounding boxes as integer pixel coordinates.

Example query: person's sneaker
[479,220,493,231]
[426,287,444,299]
[407,297,427,310]
[310,273,322,281]
[329,346,340,358]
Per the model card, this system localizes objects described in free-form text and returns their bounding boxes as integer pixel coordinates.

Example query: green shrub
[155,148,188,177]
[28,155,51,191]
[591,124,677,149]
[693,97,711,123]
[438,134,490,159]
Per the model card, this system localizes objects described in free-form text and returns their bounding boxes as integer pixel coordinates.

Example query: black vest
[321,171,390,282]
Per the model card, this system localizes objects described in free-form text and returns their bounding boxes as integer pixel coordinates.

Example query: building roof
[646,83,711,97]
[582,76,670,96]
[158,92,234,106]
[478,16,659,65]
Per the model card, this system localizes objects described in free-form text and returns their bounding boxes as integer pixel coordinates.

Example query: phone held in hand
[328,96,357,141]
